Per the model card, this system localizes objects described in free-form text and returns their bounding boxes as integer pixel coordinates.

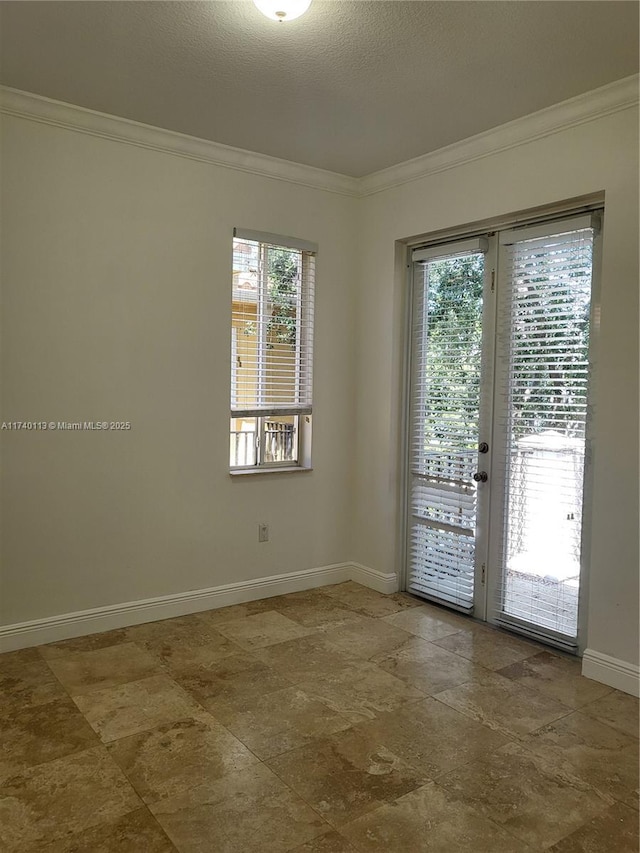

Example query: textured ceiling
[0,1,638,177]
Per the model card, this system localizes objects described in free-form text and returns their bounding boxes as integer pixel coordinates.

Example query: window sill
[229,466,313,477]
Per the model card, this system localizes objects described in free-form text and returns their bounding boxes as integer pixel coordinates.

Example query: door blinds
[493,215,596,642]
[409,237,488,610]
[231,229,315,419]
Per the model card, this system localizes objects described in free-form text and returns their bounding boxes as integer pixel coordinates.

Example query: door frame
[473,235,498,622]
[400,202,603,653]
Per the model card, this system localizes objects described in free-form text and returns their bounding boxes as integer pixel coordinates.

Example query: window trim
[233,228,318,255]
[230,229,315,472]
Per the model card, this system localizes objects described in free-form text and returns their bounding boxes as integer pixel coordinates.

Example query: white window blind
[409,238,488,610]
[231,230,315,420]
[494,217,595,642]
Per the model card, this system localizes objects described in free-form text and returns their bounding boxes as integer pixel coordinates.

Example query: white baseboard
[0,562,398,653]
[582,649,640,698]
[350,562,399,595]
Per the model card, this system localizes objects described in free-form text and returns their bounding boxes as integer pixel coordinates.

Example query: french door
[406,212,600,649]
[408,237,494,614]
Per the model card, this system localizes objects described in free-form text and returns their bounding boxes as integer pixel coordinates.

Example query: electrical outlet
[258,523,269,543]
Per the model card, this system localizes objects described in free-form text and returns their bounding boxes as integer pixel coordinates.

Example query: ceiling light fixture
[253,1,312,22]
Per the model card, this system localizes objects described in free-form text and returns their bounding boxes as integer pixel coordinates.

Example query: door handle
[473,471,488,483]
[478,442,489,453]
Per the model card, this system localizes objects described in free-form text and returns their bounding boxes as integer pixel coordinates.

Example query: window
[230,229,315,471]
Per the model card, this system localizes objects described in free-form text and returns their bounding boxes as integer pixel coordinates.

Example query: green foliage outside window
[423,251,590,448]
[423,256,483,450]
[242,247,299,349]
[267,248,298,349]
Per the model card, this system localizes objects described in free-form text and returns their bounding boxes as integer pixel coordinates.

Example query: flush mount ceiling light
[253,1,312,22]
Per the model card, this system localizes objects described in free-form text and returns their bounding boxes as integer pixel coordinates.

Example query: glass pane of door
[492,221,595,643]
[408,252,486,611]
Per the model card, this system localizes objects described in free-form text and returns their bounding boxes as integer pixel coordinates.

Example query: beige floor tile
[214,610,316,651]
[291,830,359,852]
[325,615,417,661]
[372,637,486,695]
[0,747,141,852]
[107,713,259,802]
[382,604,471,641]
[125,614,214,645]
[390,591,425,608]
[433,623,542,670]
[339,782,534,852]
[581,689,639,739]
[436,740,612,848]
[522,710,640,802]
[255,634,361,682]
[174,652,294,710]
[320,582,420,618]
[38,629,130,659]
[0,648,68,711]
[296,661,425,724]
[212,685,352,760]
[125,615,243,672]
[348,698,509,778]
[267,726,429,827]
[4,587,637,853]
[0,648,42,668]
[498,651,614,709]
[44,642,162,696]
[547,801,639,852]
[36,807,176,852]
[195,599,278,626]
[435,669,572,737]
[150,762,330,853]
[156,639,244,675]
[258,589,364,630]
[73,674,204,742]
[0,696,99,783]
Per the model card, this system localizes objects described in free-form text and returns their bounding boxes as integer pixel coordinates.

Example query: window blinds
[231,231,315,419]
[409,239,488,610]
[494,217,595,642]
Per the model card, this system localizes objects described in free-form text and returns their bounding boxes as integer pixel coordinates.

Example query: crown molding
[0,86,360,198]
[359,74,640,197]
[2,76,638,200]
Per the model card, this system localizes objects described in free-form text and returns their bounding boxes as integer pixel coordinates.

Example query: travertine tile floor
[1,582,638,852]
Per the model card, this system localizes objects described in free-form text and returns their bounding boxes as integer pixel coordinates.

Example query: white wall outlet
[258,523,269,543]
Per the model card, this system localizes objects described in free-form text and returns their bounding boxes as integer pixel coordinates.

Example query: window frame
[230,229,315,474]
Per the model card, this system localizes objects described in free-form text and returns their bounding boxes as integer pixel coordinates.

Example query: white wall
[354,107,639,669]
[2,95,638,682]
[0,114,358,624]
